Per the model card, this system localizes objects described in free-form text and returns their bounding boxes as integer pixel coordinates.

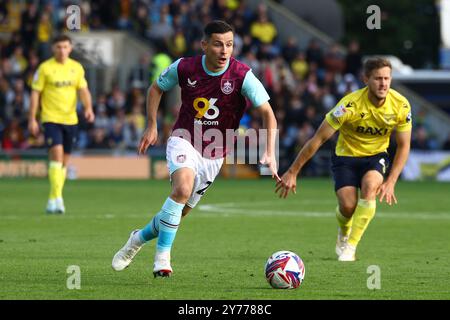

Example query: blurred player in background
[112,20,279,277]
[275,57,412,261]
[28,34,95,214]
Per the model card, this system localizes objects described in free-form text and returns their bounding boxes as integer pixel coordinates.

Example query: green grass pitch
[1,178,449,299]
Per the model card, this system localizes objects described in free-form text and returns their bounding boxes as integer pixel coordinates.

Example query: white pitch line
[1,203,450,221]
[196,203,450,220]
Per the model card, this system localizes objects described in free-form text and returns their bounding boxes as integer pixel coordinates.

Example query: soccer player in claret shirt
[276,57,412,261]
[112,20,279,277]
[28,35,95,214]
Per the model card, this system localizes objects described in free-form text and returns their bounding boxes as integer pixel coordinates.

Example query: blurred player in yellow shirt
[28,35,95,214]
[275,57,412,261]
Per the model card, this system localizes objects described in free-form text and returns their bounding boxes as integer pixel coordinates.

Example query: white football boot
[55,197,65,214]
[338,243,356,262]
[335,227,350,256]
[153,250,172,277]
[46,199,56,213]
[112,230,143,271]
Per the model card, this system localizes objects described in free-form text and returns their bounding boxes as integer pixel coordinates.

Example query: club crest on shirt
[332,104,347,118]
[221,79,234,95]
[176,154,186,163]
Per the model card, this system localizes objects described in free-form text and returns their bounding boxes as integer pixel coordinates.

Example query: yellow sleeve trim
[325,113,341,130]
[31,85,43,92]
[396,125,412,132]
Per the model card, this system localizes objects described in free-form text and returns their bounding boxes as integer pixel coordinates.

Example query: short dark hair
[52,34,72,45]
[363,57,392,77]
[204,20,234,40]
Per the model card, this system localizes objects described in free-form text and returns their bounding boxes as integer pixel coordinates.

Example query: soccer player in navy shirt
[112,21,279,277]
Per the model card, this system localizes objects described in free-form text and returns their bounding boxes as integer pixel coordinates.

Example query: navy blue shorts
[42,122,77,154]
[331,152,390,191]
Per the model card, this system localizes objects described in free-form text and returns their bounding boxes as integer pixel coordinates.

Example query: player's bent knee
[171,185,193,204]
[339,203,357,216]
[49,145,64,162]
[361,185,379,200]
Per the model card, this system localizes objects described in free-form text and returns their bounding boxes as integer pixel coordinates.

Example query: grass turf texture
[0,178,449,300]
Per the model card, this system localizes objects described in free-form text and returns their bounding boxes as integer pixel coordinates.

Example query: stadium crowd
[0,0,447,173]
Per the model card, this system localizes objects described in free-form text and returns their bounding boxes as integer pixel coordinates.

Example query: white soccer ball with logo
[265,251,305,289]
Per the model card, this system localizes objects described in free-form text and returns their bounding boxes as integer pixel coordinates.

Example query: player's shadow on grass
[247,286,279,290]
[318,257,336,261]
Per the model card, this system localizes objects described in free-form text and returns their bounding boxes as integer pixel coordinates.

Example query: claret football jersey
[156,55,270,159]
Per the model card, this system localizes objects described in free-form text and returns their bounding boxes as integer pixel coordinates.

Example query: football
[265,251,305,289]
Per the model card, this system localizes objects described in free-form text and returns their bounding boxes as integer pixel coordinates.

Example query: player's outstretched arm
[377,130,411,205]
[28,90,41,137]
[138,82,164,155]
[275,120,336,198]
[257,102,280,181]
